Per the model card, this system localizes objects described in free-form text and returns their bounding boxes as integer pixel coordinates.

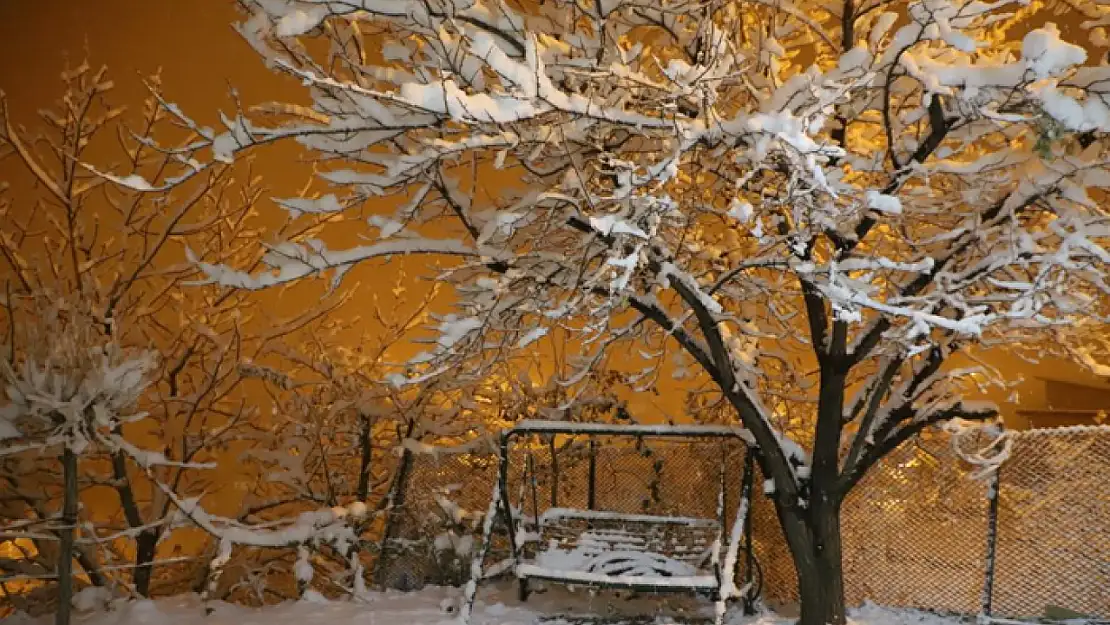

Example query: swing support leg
[459,453,506,623]
[714,448,755,625]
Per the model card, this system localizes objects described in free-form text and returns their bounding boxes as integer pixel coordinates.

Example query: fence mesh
[377,424,1110,620]
[992,427,1110,618]
[839,435,988,614]
[754,426,1110,618]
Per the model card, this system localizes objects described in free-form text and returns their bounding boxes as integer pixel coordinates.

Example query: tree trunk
[132,528,160,597]
[777,495,847,625]
[371,422,416,585]
[56,447,77,625]
[111,446,154,596]
[812,498,847,625]
[356,413,373,501]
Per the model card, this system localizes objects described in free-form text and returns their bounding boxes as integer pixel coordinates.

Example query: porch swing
[460,420,763,625]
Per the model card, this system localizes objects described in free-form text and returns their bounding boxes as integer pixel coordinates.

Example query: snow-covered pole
[294,545,313,598]
[978,466,1002,625]
[711,444,727,595]
[715,489,751,625]
[203,538,233,615]
[458,434,507,625]
[496,431,526,601]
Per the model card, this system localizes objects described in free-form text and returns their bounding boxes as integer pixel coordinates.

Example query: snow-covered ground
[4,583,970,625]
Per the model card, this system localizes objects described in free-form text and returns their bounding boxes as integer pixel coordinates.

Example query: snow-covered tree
[0,290,159,625]
[114,1,1110,622]
[0,62,346,609]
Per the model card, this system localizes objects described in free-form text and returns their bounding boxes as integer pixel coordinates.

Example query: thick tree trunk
[56,447,77,625]
[778,495,847,625]
[812,499,847,625]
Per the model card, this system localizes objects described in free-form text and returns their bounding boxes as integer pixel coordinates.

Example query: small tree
[113,1,1110,623]
[0,291,158,625]
[0,61,346,606]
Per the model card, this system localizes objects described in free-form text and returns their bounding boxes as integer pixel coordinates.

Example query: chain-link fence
[375,424,1109,620]
[752,433,992,613]
[992,427,1109,618]
[754,425,1110,620]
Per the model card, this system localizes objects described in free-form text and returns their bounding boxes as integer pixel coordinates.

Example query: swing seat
[516,508,722,593]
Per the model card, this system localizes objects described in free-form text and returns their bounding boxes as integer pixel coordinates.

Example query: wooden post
[978,467,1002,625]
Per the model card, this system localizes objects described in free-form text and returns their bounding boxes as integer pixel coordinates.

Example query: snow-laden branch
[83,0,1110,529]
[187,237,497,290]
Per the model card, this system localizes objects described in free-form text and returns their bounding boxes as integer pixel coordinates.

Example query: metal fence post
[548,436,559,508]
[741,448,758,615]
[587,437,597,511]
[978,466,1001,625]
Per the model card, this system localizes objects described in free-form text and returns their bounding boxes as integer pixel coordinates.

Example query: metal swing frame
[459,420,761,625]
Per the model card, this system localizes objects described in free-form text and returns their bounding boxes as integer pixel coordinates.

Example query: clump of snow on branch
[0,294,158,456]
[1022,25,1087,80]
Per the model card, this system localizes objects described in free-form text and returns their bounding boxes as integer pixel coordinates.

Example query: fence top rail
[509,419,755,442]
[1011,423,1110,437]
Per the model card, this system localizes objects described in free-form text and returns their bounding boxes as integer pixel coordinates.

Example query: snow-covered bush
[0,290,159,624]
[0,62,350,615]
[0,292,157,454]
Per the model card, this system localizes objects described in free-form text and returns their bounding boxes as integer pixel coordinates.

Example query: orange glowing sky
[0,2,288,118]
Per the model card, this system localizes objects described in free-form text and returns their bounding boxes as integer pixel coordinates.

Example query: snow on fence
[385,425,1108,620]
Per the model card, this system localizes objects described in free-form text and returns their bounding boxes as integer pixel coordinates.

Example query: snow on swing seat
[539,507,719,528]
[516,564,719,591]
[516,507,722,592]
[460,423,754,625]
[517,547,719,591]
